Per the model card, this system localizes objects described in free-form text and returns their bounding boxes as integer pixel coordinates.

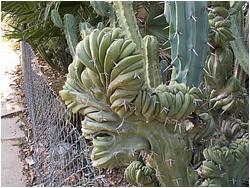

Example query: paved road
[1,41,26,187]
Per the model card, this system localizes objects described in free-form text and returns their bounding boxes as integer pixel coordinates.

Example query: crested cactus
[124,160,158,186]
[205,2,248,115]
[60,27,216,186]
[198,137,249,187]
[59,1,249,187]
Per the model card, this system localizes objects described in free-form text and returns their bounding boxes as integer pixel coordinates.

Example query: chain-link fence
[20,41,109,186]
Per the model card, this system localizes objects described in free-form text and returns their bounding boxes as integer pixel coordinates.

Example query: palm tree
[1,1,101,72]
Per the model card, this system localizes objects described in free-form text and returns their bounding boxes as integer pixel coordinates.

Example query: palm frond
[1,1,103,72]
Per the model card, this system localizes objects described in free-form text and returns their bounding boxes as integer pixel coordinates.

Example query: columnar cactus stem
[113,2,164,89]
[230,11,249,74]
[143,35,163,88]
[51,10,78,57]
[188,2,209,86]
[140,124,194,186]
[64,14,78,57]
[90,1,116,28]
[165,1,208,87]
[113,1,143,50]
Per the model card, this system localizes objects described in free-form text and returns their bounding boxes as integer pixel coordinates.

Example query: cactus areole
[59,27,217,186]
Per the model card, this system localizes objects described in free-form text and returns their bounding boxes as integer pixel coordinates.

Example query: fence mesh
[20,41,109,186]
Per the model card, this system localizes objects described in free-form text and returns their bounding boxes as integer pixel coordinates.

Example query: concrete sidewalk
[1,41,26,187]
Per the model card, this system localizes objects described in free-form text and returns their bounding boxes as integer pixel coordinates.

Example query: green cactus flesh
[64,14,78,57]
[59,27,248,186]
[113,2,163,89]
[51,9,63,28]
[165,1,208,87]
[230,12,249,75]
[60,27,197,186]
[199,137,249,186]
[205,2,248,116]
[51,9,79,57]
[143,35,163,88]
[113,1,142,50]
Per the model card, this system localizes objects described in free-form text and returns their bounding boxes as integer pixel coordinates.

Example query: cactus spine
[165,1,208,87]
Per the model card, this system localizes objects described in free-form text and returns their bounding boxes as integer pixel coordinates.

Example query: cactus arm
[167,1,177,85]
[90,1,116,28]
[51,9,79,57]
[187,2,208,86]
[50,9,63,28]
[114,2,164,88]
[64,14,78,57]
[90,1,111,17]
[79,22,93,39]
[166,2,208,87]
[113,1,142,50]
[169,2,195,85]
[230,14,249,75]
[143,35,163,88]
[177,2,196,85]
